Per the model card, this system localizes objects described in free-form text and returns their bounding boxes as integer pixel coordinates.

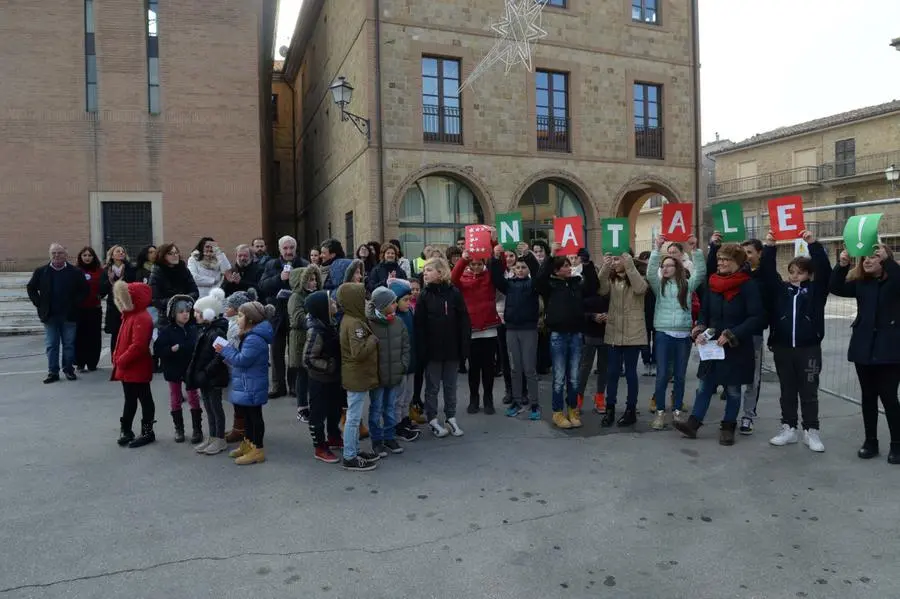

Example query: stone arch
[611,175,684,250]
[389,163,494,224]
[509,169,598,224]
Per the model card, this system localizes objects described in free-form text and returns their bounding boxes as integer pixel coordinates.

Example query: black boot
[128,420,156,448]
[888,443,900,464]
[600,406,616,427]
[719,421,737,446]
[171,410,185,443]
[674,415,702,439]
[483,396,496,415]
[858,439,879,459]
[467,395,480,414]
[190,408,204,445]
[117,417,135,446]
[617,407,637,427]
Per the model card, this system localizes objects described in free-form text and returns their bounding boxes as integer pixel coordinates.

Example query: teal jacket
[647,249,706,333]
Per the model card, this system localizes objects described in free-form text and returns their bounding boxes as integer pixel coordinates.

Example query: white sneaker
[673,409,686,424]
[803,429,825,453]
[194,438,211,453]
[429,418,449,438]
[769,424,799,446]
[204,438,227,455]
[446,417,464,437]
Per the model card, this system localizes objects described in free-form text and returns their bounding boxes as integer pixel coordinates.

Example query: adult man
[259,235,309,398]
[26,243,89,383]
[456,236,466,251]
[252,237,271,268]
[222,244,262,296]
[319,238,352,292]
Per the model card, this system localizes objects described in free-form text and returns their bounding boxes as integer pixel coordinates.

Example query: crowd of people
[24,225,900,471]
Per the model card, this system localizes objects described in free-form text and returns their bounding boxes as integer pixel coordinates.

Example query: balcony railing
[635,126,664,159]
[536,115,570,152]
[423,105,462,144]
[819,149,900,181]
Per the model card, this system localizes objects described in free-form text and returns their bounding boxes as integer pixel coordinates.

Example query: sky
[275,0,900,145]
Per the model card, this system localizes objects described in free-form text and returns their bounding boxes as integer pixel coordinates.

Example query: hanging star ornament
[457,0,550,94]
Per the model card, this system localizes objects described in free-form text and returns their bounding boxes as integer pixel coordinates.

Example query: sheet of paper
[697,343,725,361]
[213,336,228,348]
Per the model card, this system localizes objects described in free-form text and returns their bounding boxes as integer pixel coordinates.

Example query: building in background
[709,100,900,264]
[277,0,701,258]
[0,0,277,268]
[271,60,298,238]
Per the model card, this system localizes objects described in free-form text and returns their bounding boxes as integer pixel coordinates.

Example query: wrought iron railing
[423,105,462,144]
[635,126,664,159]
[536,115,570,152]
[819,149,900,181]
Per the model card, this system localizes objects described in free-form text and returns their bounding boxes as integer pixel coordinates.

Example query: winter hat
[166,294,194,323]
[304,290,331,324]
[240,301,276,325]
[224,287,257,312]
[371,286,397,312]
[388,278,411,301]
[194,288,225,322]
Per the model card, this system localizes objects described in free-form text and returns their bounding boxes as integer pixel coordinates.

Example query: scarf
[374,308,395,324]
[708,271,750,301]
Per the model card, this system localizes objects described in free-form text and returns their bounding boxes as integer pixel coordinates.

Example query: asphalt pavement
[0,333,898,599]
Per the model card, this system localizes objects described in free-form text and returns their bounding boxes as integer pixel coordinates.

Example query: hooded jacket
[149,261,199,328]
[221,319,274,406]
[451,257,501,332]
[99,263,137,334]
[414,280,470,363]
[153,294,199,383]
[365,300,410,387]
[366,260,409,293]
[336,283,379,392]
[599,256,649,346]
[287,266,323,369]
[187,249,232,298]
[647,249,707,333]
[389,280,417,374]
[303,291,340,383]
[185,316,230,389]
[535,258,599,334]
[111,281,155,383]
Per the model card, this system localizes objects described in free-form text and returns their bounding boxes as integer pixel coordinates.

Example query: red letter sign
[768,195,805,241]
[553,217,584,256]
[661,203,693,242]
[464,225,493,260]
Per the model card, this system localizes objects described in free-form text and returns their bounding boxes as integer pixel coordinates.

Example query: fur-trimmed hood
[190,249,222,270]
[290,264,323,293]
[166,294,195,323]
[113,281,152,314]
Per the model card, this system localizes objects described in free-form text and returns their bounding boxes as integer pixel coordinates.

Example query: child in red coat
[111,281,157,448]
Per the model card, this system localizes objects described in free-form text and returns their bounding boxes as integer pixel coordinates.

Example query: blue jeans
[550,332,582,412]
[343,390,367,460]
[654,333,692,411]
[606,346,641,409]
[369,386,400,442]
[44,318,76,374]
[691,377,741,423]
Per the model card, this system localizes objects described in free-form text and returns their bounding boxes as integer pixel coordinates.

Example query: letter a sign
[553,216,584,256]
[601,218,630,255]
[661,203,693,242]
[495,212,523,250]
[768,195,805,241]
[712,201,745,242]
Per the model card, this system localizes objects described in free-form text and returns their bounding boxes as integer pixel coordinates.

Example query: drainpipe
[374,0,386,240]
[690,0,702,235]
[285,78,299,241]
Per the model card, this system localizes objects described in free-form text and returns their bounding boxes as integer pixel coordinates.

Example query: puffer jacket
[336,283,379,392]
[762,242,831,349]
[647,249,706,333]
[287,265,323,369]
[366,300,410,387]
[451,257,501,332]
[187,250,232,298]
[185,316,230,389]
[110,281,154,383]
[149,261,199,328]
[599,255,648,346]
[154,321,198,382]
[490,252,540,330]
[221,320,274,406]
[534,257,599,334]
[303,291,340,383]
[414,281,471,363]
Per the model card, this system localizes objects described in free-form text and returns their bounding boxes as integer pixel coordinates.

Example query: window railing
[635,126,664,159]
[423,105,462,144]
[537,115,570,152]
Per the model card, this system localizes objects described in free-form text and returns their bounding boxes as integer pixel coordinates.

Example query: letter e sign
[768,195,805,241]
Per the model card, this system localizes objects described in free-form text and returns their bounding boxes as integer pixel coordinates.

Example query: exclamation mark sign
[857,216,867,249]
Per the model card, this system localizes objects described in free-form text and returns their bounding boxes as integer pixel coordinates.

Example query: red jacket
[451,258,500,332]
[79,265,103,309]
[111,282,154,383]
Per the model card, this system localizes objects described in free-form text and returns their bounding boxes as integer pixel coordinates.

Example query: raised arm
[687,247,707,292]
[829,250,855,298]
[622,254,648,295]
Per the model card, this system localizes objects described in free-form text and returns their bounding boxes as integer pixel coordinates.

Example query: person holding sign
[598,252,648,428]
[673,244,765,447]
[646,235,705,430]
[759,229,831,453]
[830,243,900,465]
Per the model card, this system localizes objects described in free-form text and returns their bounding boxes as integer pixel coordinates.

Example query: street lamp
[328,76,370,141]
[886,164,899,192]
[891,37,900,51]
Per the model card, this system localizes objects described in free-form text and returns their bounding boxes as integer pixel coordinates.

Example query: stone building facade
[709,100,900,265]
[0,0,277,268]
[279,0,700,259]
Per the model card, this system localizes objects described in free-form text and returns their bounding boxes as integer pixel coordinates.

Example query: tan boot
[234,443,266,465]
[552,411,573,429]
[229,438,251,459]
[225,409,245,443]
[409,404,427,424]
[567,407,583,428]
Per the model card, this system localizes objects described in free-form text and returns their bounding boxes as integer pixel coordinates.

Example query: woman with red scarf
[674,243,765,446]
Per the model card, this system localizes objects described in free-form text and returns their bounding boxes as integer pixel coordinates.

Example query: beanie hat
[371,286,397,312]
[240,301,276,325]
[224,287,257,312]
[194,288,225,322]
[388,278,411,301]
[166,294,194,323]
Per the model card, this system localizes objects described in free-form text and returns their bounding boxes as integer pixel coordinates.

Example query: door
[102,201,153,259]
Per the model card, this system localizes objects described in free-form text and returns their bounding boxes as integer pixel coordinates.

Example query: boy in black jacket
[761,230,831,453]
[303,290,344,464]
[185,294,230,455]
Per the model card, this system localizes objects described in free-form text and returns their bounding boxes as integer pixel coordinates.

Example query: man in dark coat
[26,243,89,383]
[222,244,262,296]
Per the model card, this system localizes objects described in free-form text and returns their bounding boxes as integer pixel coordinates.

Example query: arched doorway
[518,179,586,244]
[613,178,682,254]
[398,174,485,259]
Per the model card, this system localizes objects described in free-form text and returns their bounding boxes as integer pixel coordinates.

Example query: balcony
[537,115,570,152]
[423,105,462,144]
[819,149,900,182]
[635,126,664,160]
[709,166,819,199]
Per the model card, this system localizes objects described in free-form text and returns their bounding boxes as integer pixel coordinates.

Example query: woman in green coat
[288,265,323,422]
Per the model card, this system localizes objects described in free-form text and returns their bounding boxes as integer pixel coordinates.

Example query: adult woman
[389,239,413,278]
[355,244,376,275]
[99,245,137,354]
[647,235,705,429]
[830,244,900,464]
[135,245,157,284]
[149,243,199,329]
[74,247,104,372]
[187,237,231,298]
[366,243,409,293]
[309,248,322,266]
[674,244,765,446]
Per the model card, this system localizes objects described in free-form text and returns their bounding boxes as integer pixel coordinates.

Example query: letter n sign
[712,201,745,242]
[495,212,523,250]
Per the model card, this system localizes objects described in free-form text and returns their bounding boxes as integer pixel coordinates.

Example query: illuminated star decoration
[457,0,549,94]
